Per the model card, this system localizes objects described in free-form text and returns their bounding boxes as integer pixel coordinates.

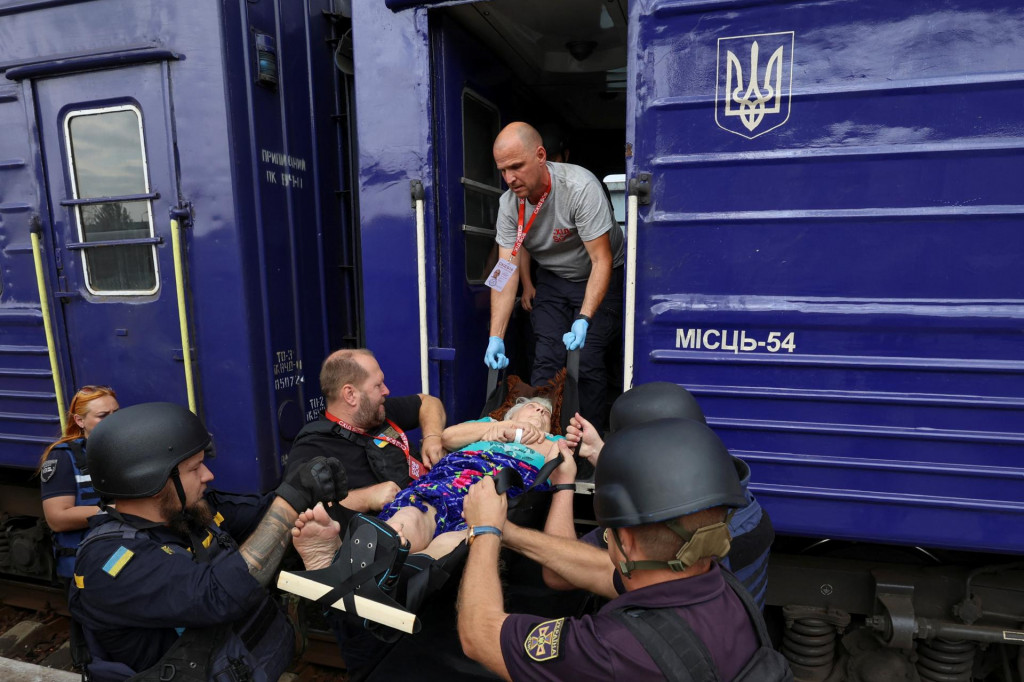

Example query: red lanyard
[510,179,551,258]
[325,412,422,480]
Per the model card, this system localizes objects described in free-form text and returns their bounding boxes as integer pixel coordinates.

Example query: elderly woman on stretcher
[281,396,576,625]
[377,396,574,554]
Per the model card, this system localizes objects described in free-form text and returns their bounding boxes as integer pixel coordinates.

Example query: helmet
[609,382,751,487]
[594,418,746,529]
[88,402,211,499]
[609,382,705,433]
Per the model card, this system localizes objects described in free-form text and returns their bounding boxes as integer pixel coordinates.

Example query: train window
[461,90,501,284]
[64,105,158,295]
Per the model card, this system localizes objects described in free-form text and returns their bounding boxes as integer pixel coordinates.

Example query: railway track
[0,577,349,680]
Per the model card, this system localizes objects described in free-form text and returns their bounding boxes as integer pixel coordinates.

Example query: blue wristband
[468,525,503,545]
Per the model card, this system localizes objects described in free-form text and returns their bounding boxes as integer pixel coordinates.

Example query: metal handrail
[29,217,67,431]
[170,216,197,413]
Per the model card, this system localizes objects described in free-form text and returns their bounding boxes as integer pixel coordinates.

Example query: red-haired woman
[38,385,119,578]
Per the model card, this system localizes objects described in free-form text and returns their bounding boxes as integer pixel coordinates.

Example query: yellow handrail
[170,217,197,413]
[29,225,67,432]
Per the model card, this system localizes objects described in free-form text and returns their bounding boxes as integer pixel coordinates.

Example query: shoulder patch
[524,618,566,662]
[160,545,175,555]
[40,458,58,483]
[102,546,135,577]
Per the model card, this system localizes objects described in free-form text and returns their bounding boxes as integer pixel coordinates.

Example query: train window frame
[62,103,160,297]
[460,88,502,285]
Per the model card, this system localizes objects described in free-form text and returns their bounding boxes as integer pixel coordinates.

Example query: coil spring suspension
[916,638,975,682]
[782,616,837,681]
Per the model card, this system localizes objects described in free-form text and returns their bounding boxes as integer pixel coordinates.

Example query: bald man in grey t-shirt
[484,122,624,432]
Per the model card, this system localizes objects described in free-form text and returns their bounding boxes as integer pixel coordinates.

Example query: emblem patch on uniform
[102,546,135,577]
[524,618,566,662]
[375,423,401,449]
[160,545,174,555]
[40,459,58,483]
[715,31,795,139]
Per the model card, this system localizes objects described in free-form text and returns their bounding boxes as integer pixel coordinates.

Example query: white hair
[505,396,553,421]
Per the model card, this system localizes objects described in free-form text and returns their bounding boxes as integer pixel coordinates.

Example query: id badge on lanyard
[485,181,550,292]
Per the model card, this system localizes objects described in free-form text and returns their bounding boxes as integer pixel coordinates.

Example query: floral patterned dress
[378,422,563,537]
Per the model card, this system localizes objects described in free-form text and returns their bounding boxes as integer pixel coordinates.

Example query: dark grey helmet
[88,402,211,499]
[594,418,746,529]
[609,382,751,486]
[609,382,705,433]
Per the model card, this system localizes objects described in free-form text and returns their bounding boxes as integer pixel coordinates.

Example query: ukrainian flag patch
[102,546,134,577]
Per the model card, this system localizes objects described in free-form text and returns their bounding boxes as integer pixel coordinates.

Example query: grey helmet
[609,382,751,488]
[609,382,705,432]
[594,418,746,575]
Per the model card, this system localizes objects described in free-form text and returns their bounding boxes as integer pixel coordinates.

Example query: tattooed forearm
[240,498,298,586]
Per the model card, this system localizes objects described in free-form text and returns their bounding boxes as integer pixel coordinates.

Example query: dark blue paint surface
[351,2,437,403]
[628,0,1024,553]
[0,0,345,494]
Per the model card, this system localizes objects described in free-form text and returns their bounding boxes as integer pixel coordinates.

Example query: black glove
[276,456,349,512]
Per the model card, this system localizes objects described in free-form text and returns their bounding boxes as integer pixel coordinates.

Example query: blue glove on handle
[563,317,589,351]
[485,336,509,369]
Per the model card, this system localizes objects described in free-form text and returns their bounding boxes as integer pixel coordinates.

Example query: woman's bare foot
[291,502,342,570]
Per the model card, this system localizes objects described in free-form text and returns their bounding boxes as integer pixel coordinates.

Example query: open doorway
[445,0,627,179]
[432,0,629,424]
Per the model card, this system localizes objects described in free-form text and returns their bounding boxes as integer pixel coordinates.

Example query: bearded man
[284,348,446,517]
[283,348,447,674]
[68,402,347,681]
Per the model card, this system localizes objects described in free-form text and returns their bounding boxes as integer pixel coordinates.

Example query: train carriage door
[434,78,505,424]
[33,63,189,407]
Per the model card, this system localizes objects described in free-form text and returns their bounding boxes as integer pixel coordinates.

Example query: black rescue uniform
[69,491,294,681]
[285,394,425,490]
[284,394,425,673]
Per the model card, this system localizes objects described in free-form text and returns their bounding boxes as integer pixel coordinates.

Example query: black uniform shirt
[285,395,423,489]
[499,562,758,681]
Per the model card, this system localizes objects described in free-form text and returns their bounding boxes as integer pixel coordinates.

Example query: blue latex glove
[563,318,589,351]
[484,336,509,369]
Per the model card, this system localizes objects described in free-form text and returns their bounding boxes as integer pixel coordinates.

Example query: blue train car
[627,0,1024,558]
[356,0,1024,678]
[0,0,360,574]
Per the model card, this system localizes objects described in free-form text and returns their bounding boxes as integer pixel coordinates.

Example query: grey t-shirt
[495,162,624,282]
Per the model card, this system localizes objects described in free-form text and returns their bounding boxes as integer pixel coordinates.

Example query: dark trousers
[530,265,623,434]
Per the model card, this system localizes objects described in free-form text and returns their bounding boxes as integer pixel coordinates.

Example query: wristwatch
[467,525,503,546]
